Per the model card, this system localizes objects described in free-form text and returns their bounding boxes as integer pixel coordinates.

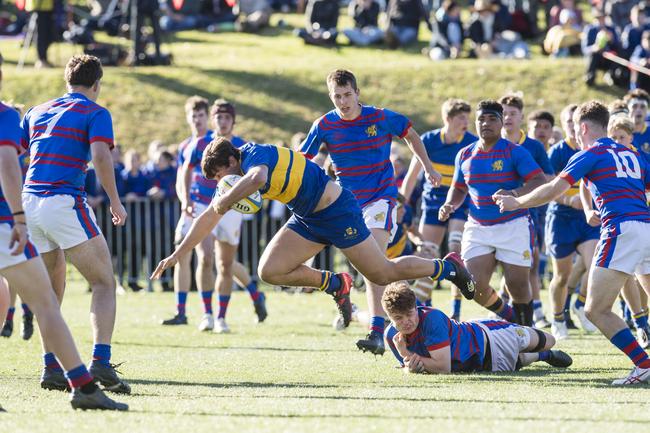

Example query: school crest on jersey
[366,125,377,137]
[492,160,504,172]
[523,250,531,260]
[344,227,358,239]
[374,212,385,222]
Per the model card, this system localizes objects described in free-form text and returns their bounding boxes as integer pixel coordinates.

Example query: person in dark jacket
[385,0,432,48]
[582,9,621,86]
[296,0,339,46]
[426,0,464,60]
[343,0,383,46]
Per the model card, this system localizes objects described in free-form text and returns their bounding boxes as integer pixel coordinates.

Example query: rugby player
[300,69,443,355]
[495,101,650,385]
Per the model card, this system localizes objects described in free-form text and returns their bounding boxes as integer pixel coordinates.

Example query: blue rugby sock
[176,291,188,317]
[246,281,260,302]
[218,295,231,319]
[370,316,385,335]
[320,271,341,295]
[92,344,111,367]
[451,298,461,318]
[633,311,649,330]
[538,351,551,362]
[21,303,31,316]
[201,290,214,315]
[43,352,63,372]
[610,328,650,368]
[431,259,454,280]
[574,293,586,310]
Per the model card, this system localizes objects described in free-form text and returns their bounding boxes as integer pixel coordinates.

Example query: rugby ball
[217,174,263,214]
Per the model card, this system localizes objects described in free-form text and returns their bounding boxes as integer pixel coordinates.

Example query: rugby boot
[89,362,131,395]
[253,292,268,323]
[161,314,188,325]
[331,273,353,328]
[1,319,13,337]
[41,367,70,392]
[442,253,476,300]
[356,331,385,356]
[70,387,128,411]
[544,350,573,368]
[21,311,34,340]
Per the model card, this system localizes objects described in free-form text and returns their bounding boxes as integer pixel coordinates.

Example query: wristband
[12,210,25,216]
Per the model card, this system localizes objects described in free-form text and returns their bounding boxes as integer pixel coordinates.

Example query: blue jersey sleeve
[422,310,451,352]
[559,149,596,185]
[0,109,22,153]
[88,108,115,149]
[299,119,323,160]
[452,149,467,188]
[547,144,564,175]
[240,144,271,174]
[512,145,543,182]
[383,108,411,138]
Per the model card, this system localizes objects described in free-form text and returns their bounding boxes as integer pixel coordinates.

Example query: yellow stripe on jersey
[386,234,407,259]
[432,163,455,187]
[263,147,307,204]
[565,184,580,197]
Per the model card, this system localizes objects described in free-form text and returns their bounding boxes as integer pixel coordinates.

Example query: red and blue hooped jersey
[300,105,411,207]
[0,103,23,223]
[187,133,245,205]
[452,138,542,225]
[401,307,486,373]
[559,137,650,229]
[21,93,114,197]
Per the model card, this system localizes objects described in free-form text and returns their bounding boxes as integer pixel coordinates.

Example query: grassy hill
[0,13,626,150]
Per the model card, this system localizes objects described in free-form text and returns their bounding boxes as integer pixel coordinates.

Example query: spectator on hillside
[544,8,582,57]
[296,0,339,46]
[630,30,650,91]
[159,0,206,31]
[425,0,464,60]
[384,0,432,49]
[582,9,620,86]
[236,0,273,32]
[147,151,177,200]
[466,0,528,59]
[144,139,165,173]
[622,3,649,57]
[606,0,635,33]
[122,150,150,202]
[26,0,61,68]
[549,0,583,28]
[343,0,383,46]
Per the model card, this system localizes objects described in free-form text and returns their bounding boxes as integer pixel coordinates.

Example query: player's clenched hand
[493,194,519,213]
[585,209,601,227]
[438,203,455,222]
[151,254,178,280]
[425,167,442,188]
[404,354,425,374]
[110,201,128,226]
[9,224,28,256]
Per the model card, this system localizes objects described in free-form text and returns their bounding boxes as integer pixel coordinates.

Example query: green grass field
[1,280,649,432]
[0,13,628,151]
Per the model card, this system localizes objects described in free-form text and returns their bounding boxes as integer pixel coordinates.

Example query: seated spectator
[606,0,635,34]
[236,0,272,32]
[343,0,383,46]
[425,0,464,60]
[295,0,339,46]
[206,0,238,32]
[147,151,177,200]
[159,0,205,32]
[467,0,528,59]
[549,0,584,28]
[622,3,649,57]
[385,0,432,49]
[122,150,150,202]
[582,9,621,86]
[544,8,582,57]
[630,30,650,91]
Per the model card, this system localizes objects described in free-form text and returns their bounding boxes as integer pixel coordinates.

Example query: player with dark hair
[20,54,130,394]
[441,100,547,326]
[495,100,650,385]
[0,53,127,410]
[382,281,572,374]
[152,138,475,331]
[300,69,442,356]
[401,98,477,320]
[528,110,555,149]
[544,104,599,339]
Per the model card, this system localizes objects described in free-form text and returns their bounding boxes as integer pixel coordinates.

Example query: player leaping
[300,69,443,356]
[151,138,475,329]
[495,101,650,385]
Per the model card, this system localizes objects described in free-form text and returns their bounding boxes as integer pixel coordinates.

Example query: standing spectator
[237,0,273,32]
[296,0,339,46]
[26,0,59,68]
[426,0,464,59]
[343,0,383,46]
[384,0,432,49]
[630,30,650,91]
[582,9,620,86]
[147,151,176,200]
[622,3,649,57]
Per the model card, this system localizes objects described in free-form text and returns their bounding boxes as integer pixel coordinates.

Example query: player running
[151,138,475,330]
[441,100,547,326]
[20,55,130,394]
[382,281,572,374]
[0,55,126,410]
[300,69,442,356]
[495,101,650,385]
[400,98,476,321]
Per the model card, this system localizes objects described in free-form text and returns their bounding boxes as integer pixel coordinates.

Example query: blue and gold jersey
[420,128,476,210]
[240,143,330,217]
[547,138,582,218]
[632,125,650,163]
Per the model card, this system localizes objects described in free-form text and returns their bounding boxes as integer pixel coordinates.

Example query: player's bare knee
[217,259,234,276]
[551,272,570,289]
[257,262,277,285]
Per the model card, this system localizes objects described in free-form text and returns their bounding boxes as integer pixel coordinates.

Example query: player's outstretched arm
[0,146,28,255]
[402,127,442,187]
[494,176,571,212]
[214,166,268,214]
[150,205,222,279]
[91,141,127,226]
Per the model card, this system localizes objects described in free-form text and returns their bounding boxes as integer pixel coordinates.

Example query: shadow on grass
[115,341,350,352]
[128,379,337,389]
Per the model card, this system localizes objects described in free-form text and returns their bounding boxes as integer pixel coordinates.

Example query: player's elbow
[250,171,267,188]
